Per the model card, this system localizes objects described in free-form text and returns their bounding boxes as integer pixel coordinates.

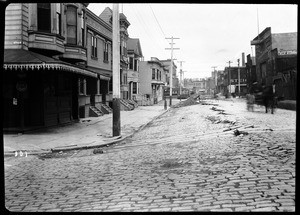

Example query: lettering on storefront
[230,79,247,83]
[278,50,297,55]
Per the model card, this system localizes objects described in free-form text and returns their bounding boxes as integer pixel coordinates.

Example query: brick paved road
[4,99,295,212]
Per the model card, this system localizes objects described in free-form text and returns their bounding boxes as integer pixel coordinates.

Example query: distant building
[245,54,257,93]
[160,59,178,89]
[223,66,248,97]
[139,57,167,104]
[251,27,297,99]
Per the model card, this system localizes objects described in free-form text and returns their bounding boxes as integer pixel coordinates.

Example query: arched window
[66,6,77,45]
[37,3,51,32]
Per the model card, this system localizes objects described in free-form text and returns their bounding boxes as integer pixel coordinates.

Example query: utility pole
[112,4,121,137]
[178,60,185,100]
[227,61,232,97]
[165,36,179,106]
[237,58,240,98]
[182,71,187,87]
[211,66,217,94]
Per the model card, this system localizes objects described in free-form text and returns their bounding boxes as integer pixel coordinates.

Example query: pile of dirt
[172,96,199,108]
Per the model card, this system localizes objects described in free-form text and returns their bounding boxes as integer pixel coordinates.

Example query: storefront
[3,49,97,132]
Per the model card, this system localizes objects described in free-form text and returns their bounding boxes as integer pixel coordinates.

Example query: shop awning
[3,49,97,78]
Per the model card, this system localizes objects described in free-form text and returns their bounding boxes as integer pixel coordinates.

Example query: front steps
[89,106,104,117]
[89,100,138,117]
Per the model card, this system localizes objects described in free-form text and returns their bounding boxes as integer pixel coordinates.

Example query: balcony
[61,44,87,63]
[28,31,65,55]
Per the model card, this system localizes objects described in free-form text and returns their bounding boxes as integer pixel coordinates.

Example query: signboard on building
[278,50,297,55]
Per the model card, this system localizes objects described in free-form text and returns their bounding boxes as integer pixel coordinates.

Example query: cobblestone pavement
[4,99,295,212]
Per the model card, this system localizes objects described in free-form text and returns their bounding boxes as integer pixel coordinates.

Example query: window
[91,36,97,58]
[104,42,109,62]
[56,4,61,35]
[134,59,138,71]
[133,82,137,94]
[123,41,127,55]
[37,3,51,32]
[120,69,123,85]
[81,11,85,47]
[152,68,156,80]
[124,73,127,85]
[129,57,134,70]
[157,70,161,80]
[66,6,77,45]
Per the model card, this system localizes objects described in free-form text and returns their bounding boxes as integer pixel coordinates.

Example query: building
[84,7,113,117]
[139,57,168,104]
[127,38,143,101]
[3,3,101,131]
[99,7,131,100]
[205,77,215,95]
[216,70,225,95]
[223,66,247,97]
[245,54,257,93]
[251,27,297,99]
[160,59,178,88]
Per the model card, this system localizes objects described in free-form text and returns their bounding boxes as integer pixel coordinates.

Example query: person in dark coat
[262,85,275,114]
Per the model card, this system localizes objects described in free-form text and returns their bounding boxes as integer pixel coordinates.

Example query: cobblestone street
[4,99,295,212]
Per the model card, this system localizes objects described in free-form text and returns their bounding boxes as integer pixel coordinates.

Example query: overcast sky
[88,3,297,79]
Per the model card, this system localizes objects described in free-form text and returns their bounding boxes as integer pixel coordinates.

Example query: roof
[99,7,112,25]
[127,38,143,57]
[99,7,130,27]
[3,49,97,78]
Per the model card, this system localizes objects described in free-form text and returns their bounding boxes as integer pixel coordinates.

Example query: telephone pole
[237,58,240,98]
[227,61,232,97]
[165,36,180,106]
[178,60,185,100]
[211,66,217,94]
[112,4,121,137]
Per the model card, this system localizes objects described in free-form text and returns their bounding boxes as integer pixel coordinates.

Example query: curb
[4,107,173,157]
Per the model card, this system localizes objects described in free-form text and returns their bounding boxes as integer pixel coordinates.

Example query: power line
[131,5,163,54]
[148,5,167,39]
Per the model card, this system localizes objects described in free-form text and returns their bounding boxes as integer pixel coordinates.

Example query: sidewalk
[4,99,180,156]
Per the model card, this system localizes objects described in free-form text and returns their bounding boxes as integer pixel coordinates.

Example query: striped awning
[3,49,97,78]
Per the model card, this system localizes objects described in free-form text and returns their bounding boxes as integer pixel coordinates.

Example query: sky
[88,3,297,79]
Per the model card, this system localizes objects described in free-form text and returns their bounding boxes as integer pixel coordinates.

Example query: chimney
[242,52,245,67]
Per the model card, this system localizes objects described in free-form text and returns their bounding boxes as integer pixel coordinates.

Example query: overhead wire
[131,4,165,57]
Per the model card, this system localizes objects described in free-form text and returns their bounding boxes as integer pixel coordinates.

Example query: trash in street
[93,148,104,154]
[233,129,248,136]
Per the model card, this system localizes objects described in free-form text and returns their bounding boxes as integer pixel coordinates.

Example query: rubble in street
[4,98,295,212]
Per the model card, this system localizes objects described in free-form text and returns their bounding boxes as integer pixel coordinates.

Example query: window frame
[134,59,138,71]
[103,41,109,62]
[133,82,137,94]
[152,68,156,80]
[66,5,77,45]
[91,35,97,58]
[129,57,134,70]
[37,3,51,33]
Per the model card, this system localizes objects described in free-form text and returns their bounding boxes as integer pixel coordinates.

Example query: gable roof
[99,7,130,27]
[127,38,143,57]
[99,7,112,25]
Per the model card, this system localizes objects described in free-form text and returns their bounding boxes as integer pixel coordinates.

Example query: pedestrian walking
[246,93,255,111]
